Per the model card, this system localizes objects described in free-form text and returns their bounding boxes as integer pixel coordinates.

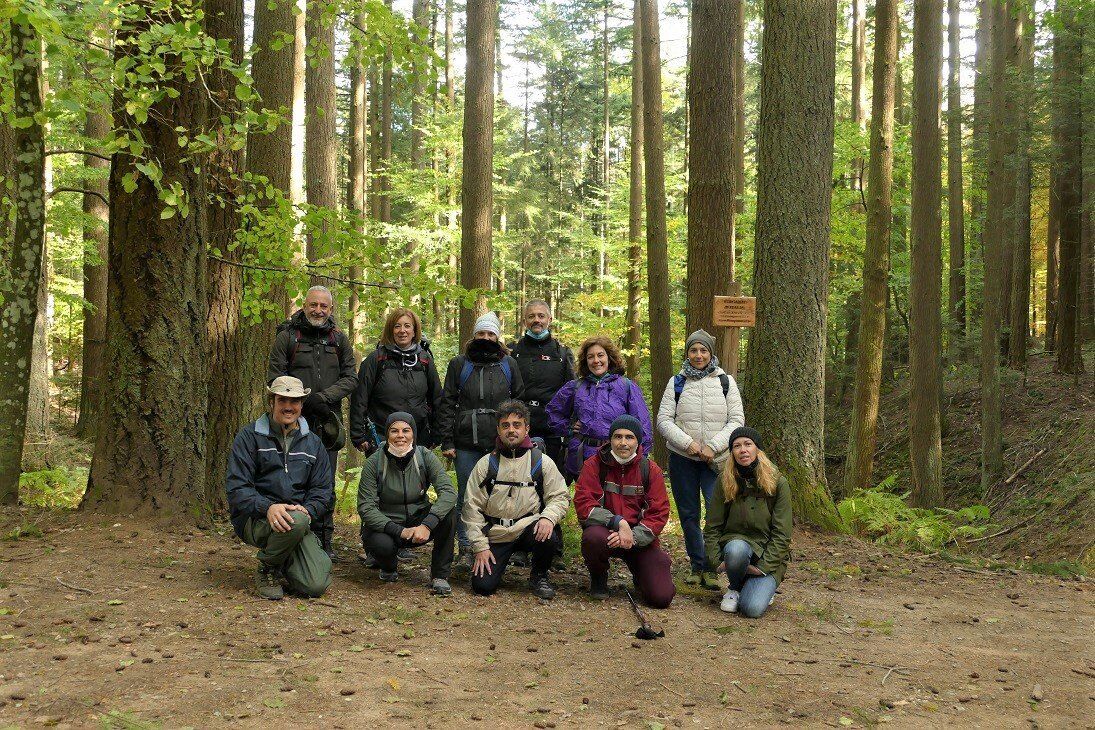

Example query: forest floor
[0,510,1091,729]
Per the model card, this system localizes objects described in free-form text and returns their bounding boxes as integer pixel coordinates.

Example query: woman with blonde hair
[545,335,652,480]
[350,307,442,454]
[703,427,792,618]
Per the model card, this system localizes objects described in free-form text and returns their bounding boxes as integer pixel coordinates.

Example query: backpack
[379,445,426,484]
[375,344,432,374]
[459,357,513,391]
[673,372,730,403]
[478,448,544,527]
[597,455,651,495]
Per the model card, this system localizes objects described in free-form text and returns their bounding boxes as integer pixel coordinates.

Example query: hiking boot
[358,552,378,568]
[326,549,340,563]
[397,548,416,562]
[529,573,556,601]
[684,570,703,587]
[700,571,721,591]
[379,569,399,582]
[720,589,740,613]
[589,572,610,600]
[431,578,452,596]
[510,550,528,567]
[255,564,284,601]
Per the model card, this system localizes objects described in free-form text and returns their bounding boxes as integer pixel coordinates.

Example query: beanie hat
[385,411,417,442]
[609,414,644,441]
[728,426,763,451]
[472,312,502,338]
[685,329,716,355]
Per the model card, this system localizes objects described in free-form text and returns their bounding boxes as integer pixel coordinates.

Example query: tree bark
[1007,11,1032,369]
[640,0,673,464]
[625,0,645,379]
[1054,0,1083,374]
[26,51,51,443]
[969,0,993,337]
[946,0,965,360]
[685,0,735,351]
[0,16,45,504]
[381,0,394,230]
[851,0,867,197]
[204,0,266,513]
[305,0,338,272]
[908,0,945,507]
[844,0,898,496]
[77,76,111,437]
[1045,166,1059,349]
[746,0,841,530]
[731,0,746,217]
[290,0,306,210]
[83,3,210,514]
[980,0,1006,491]
[458,0,497,343]
[998,5,1021,347]
[409,0,430,273]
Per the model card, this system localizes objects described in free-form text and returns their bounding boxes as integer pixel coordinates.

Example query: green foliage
[837,476,993,550]
[18,467,89,509]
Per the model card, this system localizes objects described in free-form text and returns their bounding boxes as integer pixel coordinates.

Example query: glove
[303,393,331,420]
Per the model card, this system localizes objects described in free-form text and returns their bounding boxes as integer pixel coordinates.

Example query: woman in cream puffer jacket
[656,329,744,588]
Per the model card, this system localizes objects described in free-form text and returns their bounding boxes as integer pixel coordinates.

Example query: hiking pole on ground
[626,590,664,640]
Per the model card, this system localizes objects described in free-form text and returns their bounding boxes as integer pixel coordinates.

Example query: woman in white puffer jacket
[657,329,744,589]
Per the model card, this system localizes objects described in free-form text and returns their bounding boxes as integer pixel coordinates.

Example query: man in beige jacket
[463,400,570,600]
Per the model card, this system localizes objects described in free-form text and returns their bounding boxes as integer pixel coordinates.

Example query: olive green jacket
[703,475,792,584]
[357,446,456,537]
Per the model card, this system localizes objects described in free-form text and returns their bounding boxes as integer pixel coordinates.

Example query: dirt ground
[0,511,1091,729]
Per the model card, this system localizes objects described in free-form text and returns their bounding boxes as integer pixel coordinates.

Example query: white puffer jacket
[656,368,745,465]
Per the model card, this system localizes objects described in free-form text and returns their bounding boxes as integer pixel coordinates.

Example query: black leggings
[362,510,456,580]
[470,524,561,596]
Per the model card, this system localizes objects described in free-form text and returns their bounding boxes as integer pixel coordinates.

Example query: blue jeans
[668,452,719,572]
[454,448,490,547]
[722,540,778,618]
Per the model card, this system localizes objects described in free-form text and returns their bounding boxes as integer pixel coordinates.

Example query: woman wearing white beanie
[436,311,524,560]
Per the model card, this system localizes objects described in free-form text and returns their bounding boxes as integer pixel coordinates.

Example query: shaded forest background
[0,0,1091,567]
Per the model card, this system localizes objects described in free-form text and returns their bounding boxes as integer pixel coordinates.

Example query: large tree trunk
[908,0,944,507]
[968,0,993,339]
[0,16,45,504]
[204,0,265,513]
[83,4,210,514]
[746,0,841,530]
[946,0,965,360]
[980,0,1006,491]
[640,0,673,464]
[304,0,338,273]
[685,0,735,351]
[458,0,497,343]
[1054,0,1083,374]
[26,52,51,443]
[1007,11,1032,369]
[998,5,1022,349]
[625,0,645,379]
[731,0,746,217]
[77,89,111,437]
[290,0,306,211]
[843,0,898,496]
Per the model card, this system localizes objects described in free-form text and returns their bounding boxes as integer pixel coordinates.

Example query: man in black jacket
[226,376,333,600]
[508,300,575,471]
[268,285,357,559]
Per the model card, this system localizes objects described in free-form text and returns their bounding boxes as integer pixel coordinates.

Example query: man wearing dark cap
[357,411,458,595]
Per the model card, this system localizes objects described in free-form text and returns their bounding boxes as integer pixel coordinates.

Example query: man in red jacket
[573,415,675,608]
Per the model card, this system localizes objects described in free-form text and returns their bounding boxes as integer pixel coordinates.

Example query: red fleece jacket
[573,447,670,538]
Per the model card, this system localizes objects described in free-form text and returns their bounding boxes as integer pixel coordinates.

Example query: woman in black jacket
[349,308,442,453]
[436,311,524,556]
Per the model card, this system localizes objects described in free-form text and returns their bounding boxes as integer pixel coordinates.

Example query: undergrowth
[837,475,994,551]
[18,467,88,510]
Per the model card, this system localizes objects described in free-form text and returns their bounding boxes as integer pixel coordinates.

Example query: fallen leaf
[388,677,401,691]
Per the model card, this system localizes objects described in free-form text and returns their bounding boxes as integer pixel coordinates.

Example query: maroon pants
[581,525,675,609]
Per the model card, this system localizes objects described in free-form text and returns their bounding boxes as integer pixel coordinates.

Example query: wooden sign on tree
[713,284,756,377]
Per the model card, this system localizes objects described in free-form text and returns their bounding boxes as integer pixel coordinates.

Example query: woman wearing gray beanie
[656,329,744,589]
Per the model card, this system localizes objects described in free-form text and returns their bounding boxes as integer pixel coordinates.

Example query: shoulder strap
[500,359,513,388]
[480,452,501,496]
[640,455,650,487]
[719,373,730,397]
[673,374,686,403]
[530,447,544,506]
[287,328,303,369]
[458,358,475,389]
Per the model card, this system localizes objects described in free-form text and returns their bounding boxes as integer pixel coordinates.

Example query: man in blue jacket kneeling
[226,376,334,600]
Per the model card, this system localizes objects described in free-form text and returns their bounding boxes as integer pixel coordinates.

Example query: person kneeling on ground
[704,427,792,618]
[226,376,333,600]
[574,415,675,608]
[358,412,458,596]
[463,400,569,600]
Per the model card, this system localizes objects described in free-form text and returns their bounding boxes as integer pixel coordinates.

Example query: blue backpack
[673,373,730,403]
[459,358,513,391]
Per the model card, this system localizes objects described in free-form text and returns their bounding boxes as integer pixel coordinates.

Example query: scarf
[611,450,638,465]
[524,328,551,341]
[682,356,721,380]
[735,458,758,481]
[386,443,414,459]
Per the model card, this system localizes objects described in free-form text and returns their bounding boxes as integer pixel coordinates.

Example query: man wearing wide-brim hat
[225,376,334,600]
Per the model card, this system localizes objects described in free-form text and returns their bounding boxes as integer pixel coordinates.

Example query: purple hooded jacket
[545,373,653,476]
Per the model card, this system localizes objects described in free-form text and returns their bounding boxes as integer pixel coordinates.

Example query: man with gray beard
[268,285,358,560]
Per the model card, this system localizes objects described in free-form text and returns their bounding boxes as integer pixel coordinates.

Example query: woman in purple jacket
[546,335,653,480]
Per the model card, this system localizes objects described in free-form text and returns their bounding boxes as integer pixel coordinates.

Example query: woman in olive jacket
[703,427,792,618]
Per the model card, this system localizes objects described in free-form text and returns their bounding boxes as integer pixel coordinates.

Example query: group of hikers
[225,286,792,618]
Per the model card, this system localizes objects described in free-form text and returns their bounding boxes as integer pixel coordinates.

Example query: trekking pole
[626,590,664,640]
